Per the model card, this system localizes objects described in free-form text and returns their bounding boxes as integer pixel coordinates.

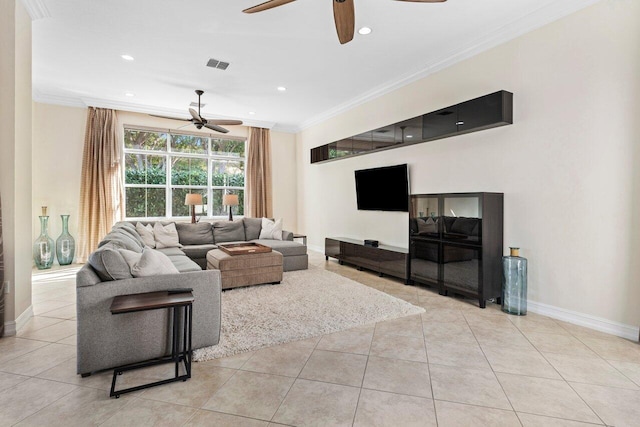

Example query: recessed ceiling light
[121,54,134,61]
[125,93,135,97]
[277,86,286,92]
[406,135,413,138]
[249,111,256,115]
[358,27,372,35]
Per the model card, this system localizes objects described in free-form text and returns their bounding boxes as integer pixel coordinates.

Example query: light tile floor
[2,250,640,426]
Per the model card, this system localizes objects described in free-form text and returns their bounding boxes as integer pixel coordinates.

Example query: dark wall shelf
[310,90,513,164]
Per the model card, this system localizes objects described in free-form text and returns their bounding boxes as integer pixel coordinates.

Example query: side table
[109,290,194,398]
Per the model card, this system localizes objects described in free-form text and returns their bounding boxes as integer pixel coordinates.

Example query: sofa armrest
[76,270,221,375]
[282,230,293,241]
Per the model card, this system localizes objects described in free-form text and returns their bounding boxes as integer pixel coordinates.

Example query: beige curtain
[77,108,124,262]
[246,127,273,218]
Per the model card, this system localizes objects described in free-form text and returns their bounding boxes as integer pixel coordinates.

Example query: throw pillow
[259,218,283,240]
[88,242,134,281]
[417,217,437,234]
[136,222,156,248]
[119,247,179,277]
[153,222,182,249]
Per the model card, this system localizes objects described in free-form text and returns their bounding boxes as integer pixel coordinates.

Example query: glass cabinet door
[442,195,482,244]
[410,239,440,285]
[410,196,440,238]
[442,243,481,293]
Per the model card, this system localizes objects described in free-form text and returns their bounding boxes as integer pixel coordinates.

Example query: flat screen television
[355,164,409,212]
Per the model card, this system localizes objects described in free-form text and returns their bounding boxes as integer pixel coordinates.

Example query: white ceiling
[28,0,598,132]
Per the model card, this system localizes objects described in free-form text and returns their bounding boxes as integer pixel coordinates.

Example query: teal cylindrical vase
[502,247,528,315]
[33,216,54,269]
[56,214,75,265]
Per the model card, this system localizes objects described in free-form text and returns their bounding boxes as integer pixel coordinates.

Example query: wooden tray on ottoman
[217,242,272,256]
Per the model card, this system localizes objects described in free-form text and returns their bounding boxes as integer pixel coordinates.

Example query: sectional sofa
[76,218,307,376]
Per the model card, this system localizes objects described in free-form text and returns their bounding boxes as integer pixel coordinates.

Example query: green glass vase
[33,216,54,269]
[502,247,528,315]
[56,214,75,265]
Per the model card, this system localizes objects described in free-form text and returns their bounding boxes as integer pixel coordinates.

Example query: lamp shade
[222,194,239,207]
[184,193,203,206]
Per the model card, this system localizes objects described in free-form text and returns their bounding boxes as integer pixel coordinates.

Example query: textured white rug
[193,268,425,361]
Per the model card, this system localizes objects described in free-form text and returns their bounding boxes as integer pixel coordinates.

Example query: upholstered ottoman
[206,249,283,290]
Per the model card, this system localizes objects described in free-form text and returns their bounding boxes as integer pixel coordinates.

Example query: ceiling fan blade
[189,108,203,123]
[203,123,230,134]
[149,114,191,122]
[333,0,355,45]
[207,119,243,126]
[243,0,296,13]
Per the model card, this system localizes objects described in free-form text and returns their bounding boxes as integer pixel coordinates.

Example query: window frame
[123,125,246,220]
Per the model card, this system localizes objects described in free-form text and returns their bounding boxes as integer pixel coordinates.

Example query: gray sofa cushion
[112,223,145,247]
[88,242,134,281]
[213,220,246,243]
[155,247,185,257]
[99,229,143,253]
[181,244,217,261]
[243,218,262,241]
[165,255,202,272]
[251,239,307,257]
[176,222,214,245]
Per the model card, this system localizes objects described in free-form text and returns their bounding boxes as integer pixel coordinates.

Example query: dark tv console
[325,237,409,281]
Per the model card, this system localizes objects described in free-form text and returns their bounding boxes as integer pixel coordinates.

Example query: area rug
[193,267,425,361]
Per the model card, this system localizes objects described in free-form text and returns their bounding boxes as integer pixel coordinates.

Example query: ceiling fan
[151,90,242,134]
[243,0,447,45]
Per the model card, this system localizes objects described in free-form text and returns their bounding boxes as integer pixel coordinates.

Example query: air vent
[190,102,206,108]
[206,58,230,70]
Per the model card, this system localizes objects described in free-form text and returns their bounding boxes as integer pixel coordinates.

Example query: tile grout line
[463,307,522,421]
[419,304,440,427]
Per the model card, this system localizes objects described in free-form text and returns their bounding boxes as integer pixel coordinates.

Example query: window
[123,127,245,219]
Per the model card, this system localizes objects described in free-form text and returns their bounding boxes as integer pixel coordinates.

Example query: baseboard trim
[527,300,639,341]
[3,305,33,337]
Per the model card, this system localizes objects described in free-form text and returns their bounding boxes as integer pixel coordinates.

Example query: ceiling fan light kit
[243,0,447,45]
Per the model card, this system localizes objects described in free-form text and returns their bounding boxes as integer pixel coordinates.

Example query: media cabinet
[325,237,409,281]
[409,192,504,308]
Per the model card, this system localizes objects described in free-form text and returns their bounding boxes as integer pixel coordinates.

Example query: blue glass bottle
[56,214,75,265]
[502,247,527,315]
[33,216,54,269]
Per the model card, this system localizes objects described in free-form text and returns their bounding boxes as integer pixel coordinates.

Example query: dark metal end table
[109,290,194,398]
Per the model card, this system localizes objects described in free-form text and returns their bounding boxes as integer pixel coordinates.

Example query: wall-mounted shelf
[310,90,513,164]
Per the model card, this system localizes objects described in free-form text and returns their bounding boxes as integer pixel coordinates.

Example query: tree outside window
[123,128,246,219]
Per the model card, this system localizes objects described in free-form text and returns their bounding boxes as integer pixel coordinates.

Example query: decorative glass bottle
[502,247,528,315]
[33,215,54,269]
[56,214,75,265]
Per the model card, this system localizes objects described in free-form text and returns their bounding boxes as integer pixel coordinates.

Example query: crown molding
[32,91,276,129]
[20,0,51,20]
[33,89,85,108]
[298,0,600,132]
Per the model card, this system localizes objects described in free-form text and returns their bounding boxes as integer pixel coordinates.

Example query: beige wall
[32,103,87,245]
[1,0,33,332]
[32,107,299,243]
[296,1,640,329]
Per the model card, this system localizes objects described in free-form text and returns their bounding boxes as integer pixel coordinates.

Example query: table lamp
[184,193,203,223]
[223,194,239,221]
